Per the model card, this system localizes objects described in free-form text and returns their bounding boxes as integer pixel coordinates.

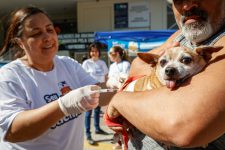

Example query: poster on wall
[128,2,150,28]
[114,3,128,29]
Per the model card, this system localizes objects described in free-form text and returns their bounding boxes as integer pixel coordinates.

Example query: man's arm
[108,36,225,147]
[97,82,116,106]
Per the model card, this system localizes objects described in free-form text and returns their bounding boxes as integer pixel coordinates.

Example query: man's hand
[165,41,180,49]
[159,41,180,57]
[58,85,101,115]
[107,103,121,119]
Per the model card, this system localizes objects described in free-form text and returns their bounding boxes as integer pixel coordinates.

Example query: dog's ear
[137,52,160,66]
[195,46,223,62]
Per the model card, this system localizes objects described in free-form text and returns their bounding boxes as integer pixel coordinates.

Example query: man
[107,0,225,149]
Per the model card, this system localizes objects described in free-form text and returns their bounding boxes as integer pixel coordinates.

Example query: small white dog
[125,45,223,91]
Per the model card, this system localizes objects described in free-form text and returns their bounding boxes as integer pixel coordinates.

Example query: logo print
[58,81,72,96]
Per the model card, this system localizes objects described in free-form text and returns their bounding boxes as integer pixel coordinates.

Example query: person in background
[82,43,109,145]
[107,0,225,149]
[106,45,131,89]
[0,6,114,150]
[106,46,131,149]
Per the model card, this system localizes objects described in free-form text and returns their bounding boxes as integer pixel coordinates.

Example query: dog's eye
[181,57,192,64]
[160,59,167,67]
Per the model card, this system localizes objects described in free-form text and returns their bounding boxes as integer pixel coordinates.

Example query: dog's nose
[165,67,177,77]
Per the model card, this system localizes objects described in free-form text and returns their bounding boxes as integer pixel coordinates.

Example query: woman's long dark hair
[0,6,49,59]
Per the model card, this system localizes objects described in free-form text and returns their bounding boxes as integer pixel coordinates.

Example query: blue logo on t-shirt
[43,92,81,129]
[51,113,81,129]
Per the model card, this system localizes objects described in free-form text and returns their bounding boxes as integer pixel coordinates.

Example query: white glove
[58,85,101,115]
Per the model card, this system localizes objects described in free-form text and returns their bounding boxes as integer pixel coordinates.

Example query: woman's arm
[5,85,101,142]
[107,36,225,147]
[5,101,64,142]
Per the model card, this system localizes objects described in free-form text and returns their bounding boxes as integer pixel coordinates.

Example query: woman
[0,7,107,150]
[107,45,131,89]
[82,43,109,145]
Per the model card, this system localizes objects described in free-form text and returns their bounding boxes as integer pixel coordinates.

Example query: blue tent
[95,30,176,52]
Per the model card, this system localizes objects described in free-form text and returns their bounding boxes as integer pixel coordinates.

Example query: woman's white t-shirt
[82,59,108,83]
[107,60,130,89]
[0,56,97,150]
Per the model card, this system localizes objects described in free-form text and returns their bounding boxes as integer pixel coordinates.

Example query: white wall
[77,0,113,32]
[150,0,167,29]
[77,0,168,32]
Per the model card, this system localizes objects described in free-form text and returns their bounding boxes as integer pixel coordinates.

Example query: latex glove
[58,85,100,115]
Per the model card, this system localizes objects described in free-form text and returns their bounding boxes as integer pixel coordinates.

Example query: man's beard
[181,20,213,44]
[177,2,225,44]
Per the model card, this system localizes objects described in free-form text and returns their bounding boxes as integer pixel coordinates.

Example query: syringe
[98,89,117,93]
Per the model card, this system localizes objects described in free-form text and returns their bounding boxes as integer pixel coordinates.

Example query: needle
[98,89,117,93]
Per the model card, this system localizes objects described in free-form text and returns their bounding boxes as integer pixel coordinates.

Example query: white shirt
[0,56,97,150]
[82,59,108,83]
[108,61,130,78]
[107,61,130,89]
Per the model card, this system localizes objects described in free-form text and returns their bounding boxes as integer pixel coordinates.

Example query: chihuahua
[124,45,223,91]
[114,45,223,150]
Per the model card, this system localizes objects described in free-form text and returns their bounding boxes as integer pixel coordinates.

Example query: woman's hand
[58,85,101,115]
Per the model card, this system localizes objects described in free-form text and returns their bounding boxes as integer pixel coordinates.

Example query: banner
[95,30,176,53]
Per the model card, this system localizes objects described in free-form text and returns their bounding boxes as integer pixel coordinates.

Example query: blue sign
[114,3,128,29]
[95,30,176,52]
